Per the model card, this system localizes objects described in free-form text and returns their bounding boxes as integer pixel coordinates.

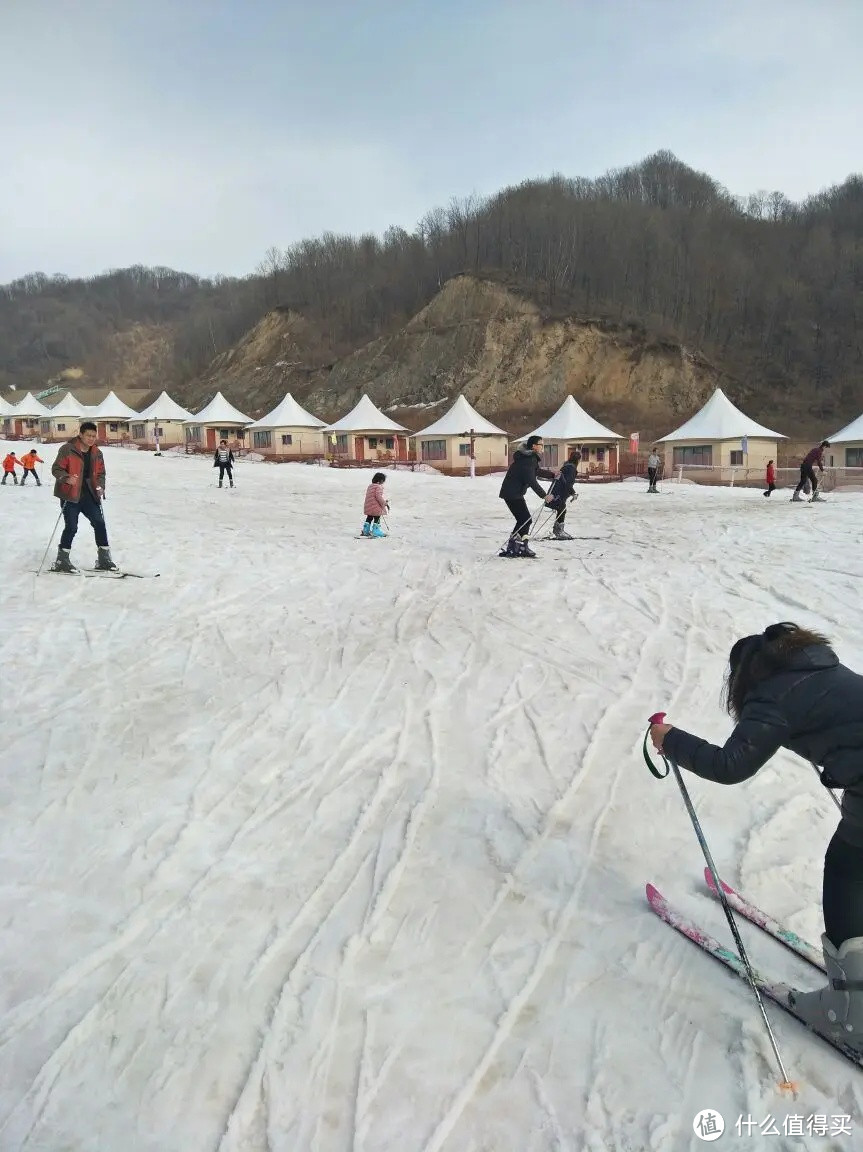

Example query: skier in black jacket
[649,622,863,1050]
[498,435,555,558]
[548,449,580,539]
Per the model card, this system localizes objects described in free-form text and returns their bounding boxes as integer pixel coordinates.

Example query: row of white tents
[3,384,863,477]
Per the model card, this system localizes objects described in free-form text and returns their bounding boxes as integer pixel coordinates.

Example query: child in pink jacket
[362,472,389,537]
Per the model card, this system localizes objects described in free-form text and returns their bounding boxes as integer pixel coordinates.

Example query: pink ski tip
[704,866,733,895]
[645,882,665,907]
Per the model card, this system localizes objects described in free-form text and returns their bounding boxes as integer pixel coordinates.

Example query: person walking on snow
[498,435,556,558]
[548,449,581,539]
[763,459,776,497]
[649,622,863,1051]
[50,421,118,572]
[362,472,389,537]
[793,440,829,502]
[20,449,44,485]
[647,448,661,493]
[2,451,20,485]
[213,440,234,487]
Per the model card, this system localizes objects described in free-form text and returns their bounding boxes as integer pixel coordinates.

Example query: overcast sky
[1,0,860,283]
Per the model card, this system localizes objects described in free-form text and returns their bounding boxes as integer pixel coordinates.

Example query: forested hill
[1,152,861,434]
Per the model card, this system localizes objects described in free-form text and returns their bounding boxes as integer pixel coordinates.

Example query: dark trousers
[504,496,532,538]
[218,464,233,482]
[364,515,381,525]
[648,467,658,489]
[60,491,108,549]
[795,463,818,495]
[1,472,16,485]
[21,467,40,485]
[551,502,566,527]
[823,831,863,948]
[763,482,776,496]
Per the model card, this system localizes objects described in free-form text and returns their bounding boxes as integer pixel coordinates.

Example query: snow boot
[553,523,574,540]
[361,522,371,536]
[499,536,521,558]
[370,523,387,538]
[811,490,825,502]
[96,546,119,571]
[51,547,77,573]
[218,480,223,487]
[791,491,804,502]
[789,935,863,1051]
[517,535,537,559]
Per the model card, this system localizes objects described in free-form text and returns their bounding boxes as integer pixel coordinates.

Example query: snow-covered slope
[1,443,861,1151]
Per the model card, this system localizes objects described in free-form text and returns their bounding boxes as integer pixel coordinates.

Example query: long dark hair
[723,622,833,720]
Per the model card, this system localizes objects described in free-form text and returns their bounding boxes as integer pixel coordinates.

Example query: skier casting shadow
[649,622,863,1051]
[498,435,555,558]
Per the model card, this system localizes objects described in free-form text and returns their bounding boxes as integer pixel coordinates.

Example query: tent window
[458,443,471,457]
[281,434,293,446]
[672,445,713,467]
[186,426,202,442]
[543,444,559,468]
[368,437,378,448]
[57,423,66,432]
[729,450,744,466]
[385,438,394,450]
[847,448,863,468]
[253,431,272,448]
[421,440,447,461]
[132,424,145,438]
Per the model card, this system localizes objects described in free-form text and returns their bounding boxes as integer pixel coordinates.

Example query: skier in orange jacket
[2,452,20,485]
[19,449,44,486]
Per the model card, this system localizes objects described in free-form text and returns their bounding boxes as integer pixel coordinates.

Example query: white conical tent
[45,391,92,418]
[10,391,51,417]
[827,411,863,443]
[248,392,325,429]
[413,394,506,437]
[187,391,252,424]
[89,391,139,420]
[136,391,193,421]
[322,393,406,433]
[0,394,18,416]
[519,394,623,441]
[658,388,785,441]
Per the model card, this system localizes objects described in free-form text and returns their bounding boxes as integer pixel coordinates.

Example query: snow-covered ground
[2,441,862,1152]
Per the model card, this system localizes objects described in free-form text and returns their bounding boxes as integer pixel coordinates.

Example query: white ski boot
[789,935,863,1052]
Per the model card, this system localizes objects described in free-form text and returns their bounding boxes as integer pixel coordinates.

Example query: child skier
[548,449,580,539]
[2,451,20,485]
[649,622,863,1051]
[792,441,829,502]
[763,459,776,497]
[213,440,234,487]
[362,472,389,537]
[20,448,44,485]
[50,421,119,572]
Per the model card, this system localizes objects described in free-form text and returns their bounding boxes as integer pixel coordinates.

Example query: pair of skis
[648,870,863,1068]
[37,569,160,580]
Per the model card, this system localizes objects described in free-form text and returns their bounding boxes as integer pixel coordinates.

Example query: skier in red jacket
[763,460,776,497]
[792,441,829,502]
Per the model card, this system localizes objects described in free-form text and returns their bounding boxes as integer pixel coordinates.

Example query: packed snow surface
[2,443,862,1151]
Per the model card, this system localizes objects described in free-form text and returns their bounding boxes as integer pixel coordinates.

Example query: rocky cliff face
[186,275,734,437]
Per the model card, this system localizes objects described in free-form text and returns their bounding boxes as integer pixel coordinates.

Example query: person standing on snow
[362,472,389,537]
[793,440,829,502]
[213,440,234,487]
[50,421,119,572]
[498,435,556,558]
[649,622,863,1050]
[548,449,581,539]
[647,448,661,493]
[2,451,20,485]
[20,448,44,485]
[763,459,776,497]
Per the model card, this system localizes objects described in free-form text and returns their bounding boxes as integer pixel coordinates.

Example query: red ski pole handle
[648,711,666,725]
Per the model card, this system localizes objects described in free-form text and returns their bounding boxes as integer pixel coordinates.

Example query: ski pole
[644,712,797,1096]
[811,762,842,811]
[36,510,64,575]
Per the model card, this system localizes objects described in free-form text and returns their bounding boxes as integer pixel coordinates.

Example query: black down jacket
[549,458,579,507]
[499,446,555,501]
[663,644,863,844]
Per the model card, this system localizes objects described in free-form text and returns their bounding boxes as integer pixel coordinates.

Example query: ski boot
[499,536,520,558]
[517,535,537,558]
[789,934,863,1052]
[370,523,387,538]
[96,546,119,571]
[553,523,574,540]
[791,491,804,502]
[361,522,371,537]
[51,547,77,573]
[218,480,223,487]
[811,490,825,502]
